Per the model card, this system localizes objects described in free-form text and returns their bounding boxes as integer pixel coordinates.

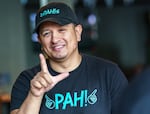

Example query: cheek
[69,38,78,49]
[41,38,50,46]
[72,34,80,46]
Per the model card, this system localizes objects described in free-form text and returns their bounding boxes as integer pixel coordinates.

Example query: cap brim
[34,18,71,33]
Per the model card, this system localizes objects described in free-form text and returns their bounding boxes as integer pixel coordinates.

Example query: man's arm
[10,54,69,114]
[10,91,43,114]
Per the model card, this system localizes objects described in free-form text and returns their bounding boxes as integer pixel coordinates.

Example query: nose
[51,31,60,43]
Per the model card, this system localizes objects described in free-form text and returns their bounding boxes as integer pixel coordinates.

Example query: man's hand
[30,53,69,97]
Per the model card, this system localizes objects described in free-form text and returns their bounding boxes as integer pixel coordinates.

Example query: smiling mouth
[52,44,65,51]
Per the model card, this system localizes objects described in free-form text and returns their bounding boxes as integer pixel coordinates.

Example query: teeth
[52,45,64,51]
[54,45,63,49]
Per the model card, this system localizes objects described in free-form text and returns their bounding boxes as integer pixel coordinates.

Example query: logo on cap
[40,8,60,18]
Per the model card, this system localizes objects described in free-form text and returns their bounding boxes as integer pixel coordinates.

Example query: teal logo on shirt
[40,8,60,17]
[45,89,97,110]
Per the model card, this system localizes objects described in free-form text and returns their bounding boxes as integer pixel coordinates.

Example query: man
[10,2,128,114]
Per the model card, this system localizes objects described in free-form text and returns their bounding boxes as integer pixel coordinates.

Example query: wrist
[29,90,44,100]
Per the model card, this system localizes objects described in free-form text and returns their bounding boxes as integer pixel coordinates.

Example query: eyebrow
[39,28,50,33]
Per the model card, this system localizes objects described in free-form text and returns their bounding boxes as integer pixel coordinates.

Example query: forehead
[38,22,75,34]
[39,21,61,29]
[38,21,63,34]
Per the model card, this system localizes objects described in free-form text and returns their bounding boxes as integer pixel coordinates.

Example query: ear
[75,24,82,42]
[37,35,41,44]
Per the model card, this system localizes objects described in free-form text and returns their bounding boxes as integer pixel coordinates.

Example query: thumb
[54,72,69,84]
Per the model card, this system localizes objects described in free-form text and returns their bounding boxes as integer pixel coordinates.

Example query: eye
[59,28,66,33]
[41,31,51,37]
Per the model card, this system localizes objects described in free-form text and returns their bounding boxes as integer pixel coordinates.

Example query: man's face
[38,21,82,62]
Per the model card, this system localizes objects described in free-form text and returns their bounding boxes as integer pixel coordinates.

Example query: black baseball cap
[35,2,79,33]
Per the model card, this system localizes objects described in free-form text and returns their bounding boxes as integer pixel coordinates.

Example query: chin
[53,54,67,60]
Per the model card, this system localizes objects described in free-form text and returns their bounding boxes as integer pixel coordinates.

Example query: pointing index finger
[39,53,49,73]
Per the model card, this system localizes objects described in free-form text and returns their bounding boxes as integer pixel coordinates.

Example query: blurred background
[0,0,150,113]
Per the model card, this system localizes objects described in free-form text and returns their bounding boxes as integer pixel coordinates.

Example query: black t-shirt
[10,54,128,114]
